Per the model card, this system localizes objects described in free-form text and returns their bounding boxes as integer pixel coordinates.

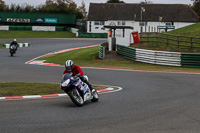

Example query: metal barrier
[99,43,107,60]
[135,48,181,66]
[181,53,200,68]
[3,43,30,48]
[116,44,136,60]
[0,26,71,31]
[78,32,107,38]
[99,45,104,59]
[116,44,200,68]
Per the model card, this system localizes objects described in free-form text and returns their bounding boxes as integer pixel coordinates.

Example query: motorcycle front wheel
[10,52,13,56]
[68,88,84,107]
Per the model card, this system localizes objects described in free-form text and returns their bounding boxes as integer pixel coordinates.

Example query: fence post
[177,36,180,48]
[156,32,158,46]
[191,37,193,48]
[140,32,143,44]
[167,34,169,46]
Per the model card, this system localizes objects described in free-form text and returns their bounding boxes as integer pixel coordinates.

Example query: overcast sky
[3,0,194,12]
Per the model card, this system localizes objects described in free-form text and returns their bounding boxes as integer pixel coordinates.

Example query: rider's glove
[75,74,81,78]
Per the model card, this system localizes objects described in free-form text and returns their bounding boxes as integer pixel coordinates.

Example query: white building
[87,3,199,34]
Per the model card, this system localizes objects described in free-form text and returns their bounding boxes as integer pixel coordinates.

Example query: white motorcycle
[9,45,17,56]
[60,73,99,107]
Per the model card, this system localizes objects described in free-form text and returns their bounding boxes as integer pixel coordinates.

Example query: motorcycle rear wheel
[68,88,84,107]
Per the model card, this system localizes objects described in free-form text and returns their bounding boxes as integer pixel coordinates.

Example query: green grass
[39,46,200,73]
[0,30,76,39]
[0,43,4,49]
[0,82,62,97]
[168,23,200,37]
[0,82,105,97]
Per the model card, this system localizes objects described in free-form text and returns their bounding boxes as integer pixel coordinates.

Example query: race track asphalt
[1,38,200,133]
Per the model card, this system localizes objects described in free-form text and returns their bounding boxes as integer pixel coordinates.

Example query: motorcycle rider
[63,60,95,92]
[9,39,18,53]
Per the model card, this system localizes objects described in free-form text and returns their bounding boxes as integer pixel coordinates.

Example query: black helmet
[65,60,74,72]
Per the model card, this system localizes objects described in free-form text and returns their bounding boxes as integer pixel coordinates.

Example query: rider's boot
[87,83,95,92]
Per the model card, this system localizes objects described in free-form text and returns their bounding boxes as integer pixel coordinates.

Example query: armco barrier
[0,26,71,31]
[32,26,55,31]
[116,45,136,60]
[116,44,200,68]
[9,26,32,31]
[78,32,107,38]
[99,45,104,59]
[0,26,9,30]
[99,43,107,60]
[3,43,30,48]
[135,48,181,66]
[181,53,200,68]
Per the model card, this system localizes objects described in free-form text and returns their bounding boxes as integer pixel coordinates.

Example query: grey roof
[88,3,199,22]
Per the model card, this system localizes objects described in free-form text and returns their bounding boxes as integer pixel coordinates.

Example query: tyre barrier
[3,43,30,48]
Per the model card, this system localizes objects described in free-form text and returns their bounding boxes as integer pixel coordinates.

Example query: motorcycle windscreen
[62,73,72,81]
[10,45,16,49]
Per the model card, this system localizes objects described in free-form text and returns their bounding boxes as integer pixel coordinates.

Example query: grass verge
[0,30,76,39]
[0,82,61,97]
[168,23,200,37]
[0,43,4,49]
[0,82,104,97]
[39,46,200,73]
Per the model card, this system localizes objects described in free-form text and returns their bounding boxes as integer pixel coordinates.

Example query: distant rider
[9,39,18,53]
[63,60,95,92]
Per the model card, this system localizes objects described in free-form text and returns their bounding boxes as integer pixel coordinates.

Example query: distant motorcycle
[60,73,99,107]
[9,45,17,56]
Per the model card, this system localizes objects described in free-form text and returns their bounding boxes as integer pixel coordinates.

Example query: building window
[89,21,91,32]
[94,21,100,25]
[94,21,105,25]
[145,22,147,26]
[118,21,126,26]
[100,21,105,25]
[122,21,126,26]
[118,21,121,26]
[166,22,172,26]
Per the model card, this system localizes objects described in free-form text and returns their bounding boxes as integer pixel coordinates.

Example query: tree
[0,0,84,19]
[69,2,77,9]
[78,0,87,18]
[107,0,124,3]
[192,1,200,16]
[0,0,7,11]
[24,5,34,12]
[191,0,200,3]
[141,0,153,4]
